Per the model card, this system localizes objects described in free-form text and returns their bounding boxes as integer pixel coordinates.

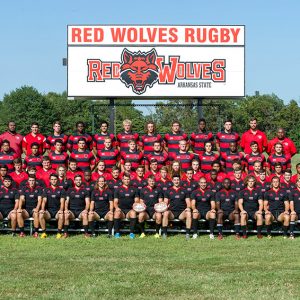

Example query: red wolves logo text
[119,49,159,95]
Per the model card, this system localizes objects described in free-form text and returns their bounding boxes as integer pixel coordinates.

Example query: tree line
[0,86,299,148]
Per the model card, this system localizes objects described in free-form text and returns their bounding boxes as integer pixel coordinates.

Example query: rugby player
[116,119,139,153]
[215,178,240,240]
[48,139,69,170]
[92,160,112,182]
[0,140,18,173]
[264,176,290,239]
[120,139,144,171]
[220,142,245,173]
[139,175,164,238]
[88,176,114,238]
[64,174,90,238]
[289,178,300,239]
[107,166,122,190]
[0,121,23,158]
[267,128,297,157]
[145,141,168,171]
[36,156,56,187]
[45,121,68,153]
[17,175,42,237]
[191,177,216,239]
[67,121,93,152]
[164,121,188,159]
[69,138,96,172]
[22,122,46,155]
[11,158,28,187]
[267,143,291,173]
[0,175,19,235]
[240,118,268,154]
[244,141,266,173]
[162,175,192,239]
[198,141,220,174]
[39,174,65,239]
[66,159,84,183]
[97,137,119,172]
[190,118,214,156]
[23,142,43,171]
[113,173,139,239]
[238,176,264,239]
[216,119,240,154]
[93,120,117,153]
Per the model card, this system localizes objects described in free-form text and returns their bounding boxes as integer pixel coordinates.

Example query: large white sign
[67,25,245,98]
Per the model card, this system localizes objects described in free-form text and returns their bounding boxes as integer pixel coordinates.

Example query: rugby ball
[154,202,168,213]
[133,202,146,212]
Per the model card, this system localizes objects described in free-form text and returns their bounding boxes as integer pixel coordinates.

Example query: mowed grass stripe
[0,235,299,299]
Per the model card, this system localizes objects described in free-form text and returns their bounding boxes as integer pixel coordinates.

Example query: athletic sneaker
[209,234,214,240]
[217,233,223,240]
[33,232,39,238]
[185,233,190,240]
[84,233,91,238]
[283,235,287,240]
[154,233,160,239]
[63,232,69,239]
[56,233,63,239]
[290,234,295,240]
[267,235,272,239]
[19,232,26,238]
[140,233,146,238]
[192,234,198,239]
[114,233,121,239]
[257,234,263,239]
[40,233,47,239]
[91,233,97,238]
[129,233,135,239]
[235,234,241,240]
[242,235,247,239]
[11,232,17,237]
[162,233,167,239]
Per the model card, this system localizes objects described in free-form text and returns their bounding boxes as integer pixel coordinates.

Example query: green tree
[0,86,56,135]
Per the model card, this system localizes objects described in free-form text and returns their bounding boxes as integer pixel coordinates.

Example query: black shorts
[95,210,109,219]
[223,210,234,220]
[48,209,59,218]
[146,208,155,218]
[270,210,284,220]
[246,211,257,220]
[70,209,84,218]
[199,210,209,219]
[171,210,184,219]
[24,207,37,217]
[0,208,13,218]
[120,208,132,215]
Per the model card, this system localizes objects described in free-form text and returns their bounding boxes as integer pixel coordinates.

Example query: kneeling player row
[0,173,299,240]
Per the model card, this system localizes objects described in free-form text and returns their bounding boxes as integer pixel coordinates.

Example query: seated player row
[0,170,299,240]
[0,118,297,162]
[0,135,294,178]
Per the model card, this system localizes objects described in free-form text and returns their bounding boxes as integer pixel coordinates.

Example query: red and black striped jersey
[190,131,214,155]
[0,151,18,173]
[117,132,139,153]
[145,151,168,169]
[49,151,69,169]
[216,131,240,154]
[164,132,188,156]
[93,133,117,151]
[199,152,220,174]
[67,132,93,152]
[23,154,43,171]
[69,150,96,171]
[220,151,245,172]
[169,151,196,172]
[267,154,291,171]
[139,133,163,155]
[97,148,119,171]
[120,150,144,170]
[244,153,266,172]
[45,134,68,151]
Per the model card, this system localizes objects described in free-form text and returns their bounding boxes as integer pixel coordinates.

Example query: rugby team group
[0,117,299,240]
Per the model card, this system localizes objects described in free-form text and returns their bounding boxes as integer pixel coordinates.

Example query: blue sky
[0,0,299,102]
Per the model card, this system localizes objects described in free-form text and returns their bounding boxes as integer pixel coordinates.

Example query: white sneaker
[209,234,215,240]
[192,234,198,239]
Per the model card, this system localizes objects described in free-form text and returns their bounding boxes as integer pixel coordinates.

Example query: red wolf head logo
[120,48,159,95]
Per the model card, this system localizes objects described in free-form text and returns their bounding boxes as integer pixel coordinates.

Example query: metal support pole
[197,98,203,120]
[90,103,95,134]
[109,98,115,134]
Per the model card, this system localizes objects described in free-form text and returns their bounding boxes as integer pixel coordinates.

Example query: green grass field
[0,234,299,300]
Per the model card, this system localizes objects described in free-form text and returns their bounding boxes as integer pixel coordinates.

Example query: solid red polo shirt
[267,137,297,157]
[240,129,268,154]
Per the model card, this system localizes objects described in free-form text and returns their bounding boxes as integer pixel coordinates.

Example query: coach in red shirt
[22,122,46,156]
[240,118,267,154]
[267,128,297,157]
[0,121,23,158]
